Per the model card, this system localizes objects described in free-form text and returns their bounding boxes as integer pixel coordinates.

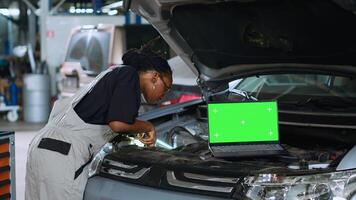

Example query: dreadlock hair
[122,45,172,75]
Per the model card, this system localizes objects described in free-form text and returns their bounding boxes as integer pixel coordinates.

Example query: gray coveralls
[25,68,116,200]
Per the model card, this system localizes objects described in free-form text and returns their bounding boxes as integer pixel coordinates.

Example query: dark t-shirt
[74,66,141,125]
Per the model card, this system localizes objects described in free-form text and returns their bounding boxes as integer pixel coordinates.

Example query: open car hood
[126,0,356,81]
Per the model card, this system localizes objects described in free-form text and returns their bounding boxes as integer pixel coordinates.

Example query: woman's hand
[139,122,156,146]
[109,120,156,146]
[140,129,156,146]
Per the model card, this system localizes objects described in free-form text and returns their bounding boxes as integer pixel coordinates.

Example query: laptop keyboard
[212,144,283,152]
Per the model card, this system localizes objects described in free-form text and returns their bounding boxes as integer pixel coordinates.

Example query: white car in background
[58,24,124,98]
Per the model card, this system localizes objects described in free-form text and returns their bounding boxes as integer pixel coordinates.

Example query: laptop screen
[208,101,279,144]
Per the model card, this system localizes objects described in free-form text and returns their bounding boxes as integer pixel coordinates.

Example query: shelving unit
[0,132,15,200]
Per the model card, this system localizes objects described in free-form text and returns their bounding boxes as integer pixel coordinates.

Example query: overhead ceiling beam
[21,0,38,13]
[49,0,66,15]
[102,1,123,10]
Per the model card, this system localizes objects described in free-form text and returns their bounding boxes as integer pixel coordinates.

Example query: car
[58,24,124,98]
[83,0,356,199]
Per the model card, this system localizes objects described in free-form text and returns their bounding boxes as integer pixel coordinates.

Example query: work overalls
[25,68,117,200]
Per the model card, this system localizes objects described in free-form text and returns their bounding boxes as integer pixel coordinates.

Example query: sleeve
[106,67,140,124]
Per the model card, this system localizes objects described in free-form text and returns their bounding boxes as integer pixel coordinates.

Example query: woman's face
[140,71,172,104]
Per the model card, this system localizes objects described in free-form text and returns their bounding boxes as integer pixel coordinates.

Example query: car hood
[126,0,356,81]
[169,56,197,86]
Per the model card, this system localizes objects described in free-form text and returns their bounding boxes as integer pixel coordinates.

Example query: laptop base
[212,150,285,158]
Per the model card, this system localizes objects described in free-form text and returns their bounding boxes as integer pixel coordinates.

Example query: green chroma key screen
[208,101,279,144]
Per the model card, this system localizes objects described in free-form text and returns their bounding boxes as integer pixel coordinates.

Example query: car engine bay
[108,101,355,174]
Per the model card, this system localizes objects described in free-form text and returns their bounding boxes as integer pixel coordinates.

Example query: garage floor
[0,120,44,200]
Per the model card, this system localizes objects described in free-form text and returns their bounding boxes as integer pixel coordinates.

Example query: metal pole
[28,9,36,52]
[40,0,49,62]
[125,11,130,25]
[135,15,141,24]
[93,0,104,14]
[7,21,13,55]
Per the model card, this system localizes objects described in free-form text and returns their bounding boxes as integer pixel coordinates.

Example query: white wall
[45,15,125,95]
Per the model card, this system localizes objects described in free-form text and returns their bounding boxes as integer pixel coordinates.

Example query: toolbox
[0,132,15,200]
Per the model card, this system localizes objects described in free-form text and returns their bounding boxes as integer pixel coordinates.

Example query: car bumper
[84,176,228,200]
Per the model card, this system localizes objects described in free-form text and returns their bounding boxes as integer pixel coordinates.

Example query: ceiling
[0,0,120,11]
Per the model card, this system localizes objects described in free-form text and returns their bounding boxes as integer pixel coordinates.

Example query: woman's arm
[109,119,153,133]
[109,120,156,145]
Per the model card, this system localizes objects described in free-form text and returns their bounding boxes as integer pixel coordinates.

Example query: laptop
[208,101,285,158]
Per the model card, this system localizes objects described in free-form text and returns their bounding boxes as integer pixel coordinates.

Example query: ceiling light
[102,8,110,13]
[0,8,10,16]
[69,6,75,13]
[86,8,93,13]
[108,10,118,16]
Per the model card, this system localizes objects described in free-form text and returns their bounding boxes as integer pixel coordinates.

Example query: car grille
[166,171,237,193]
[99,158,240,198]
[100,158,150,180]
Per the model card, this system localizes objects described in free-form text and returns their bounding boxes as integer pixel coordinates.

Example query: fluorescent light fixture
[86,8,93,13]
[69,7,93,14]
[108,10,118,16]
[102,8,110,13]
[0,8,19,17]
[69,6,75,13]
[0,8,10,16]
[9,8,20,17]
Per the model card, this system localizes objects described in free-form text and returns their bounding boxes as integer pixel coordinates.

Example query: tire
[7,111,18,122]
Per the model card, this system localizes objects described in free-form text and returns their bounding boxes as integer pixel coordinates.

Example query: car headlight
[88,143,114,177]
[244,169,356,200]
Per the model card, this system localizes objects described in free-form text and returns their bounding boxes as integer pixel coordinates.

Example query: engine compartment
[98,100,356,199]
[147,102,354,173]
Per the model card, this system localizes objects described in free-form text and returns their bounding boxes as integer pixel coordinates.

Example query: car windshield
[65,30,110,74]
[234,74,356,110]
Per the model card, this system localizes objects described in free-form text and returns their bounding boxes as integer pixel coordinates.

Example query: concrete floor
[0,120,44,200]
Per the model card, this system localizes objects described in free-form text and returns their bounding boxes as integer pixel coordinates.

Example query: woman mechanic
[25,47,173,200]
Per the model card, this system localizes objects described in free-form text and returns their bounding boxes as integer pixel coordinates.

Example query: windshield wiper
[229,89,258,101]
